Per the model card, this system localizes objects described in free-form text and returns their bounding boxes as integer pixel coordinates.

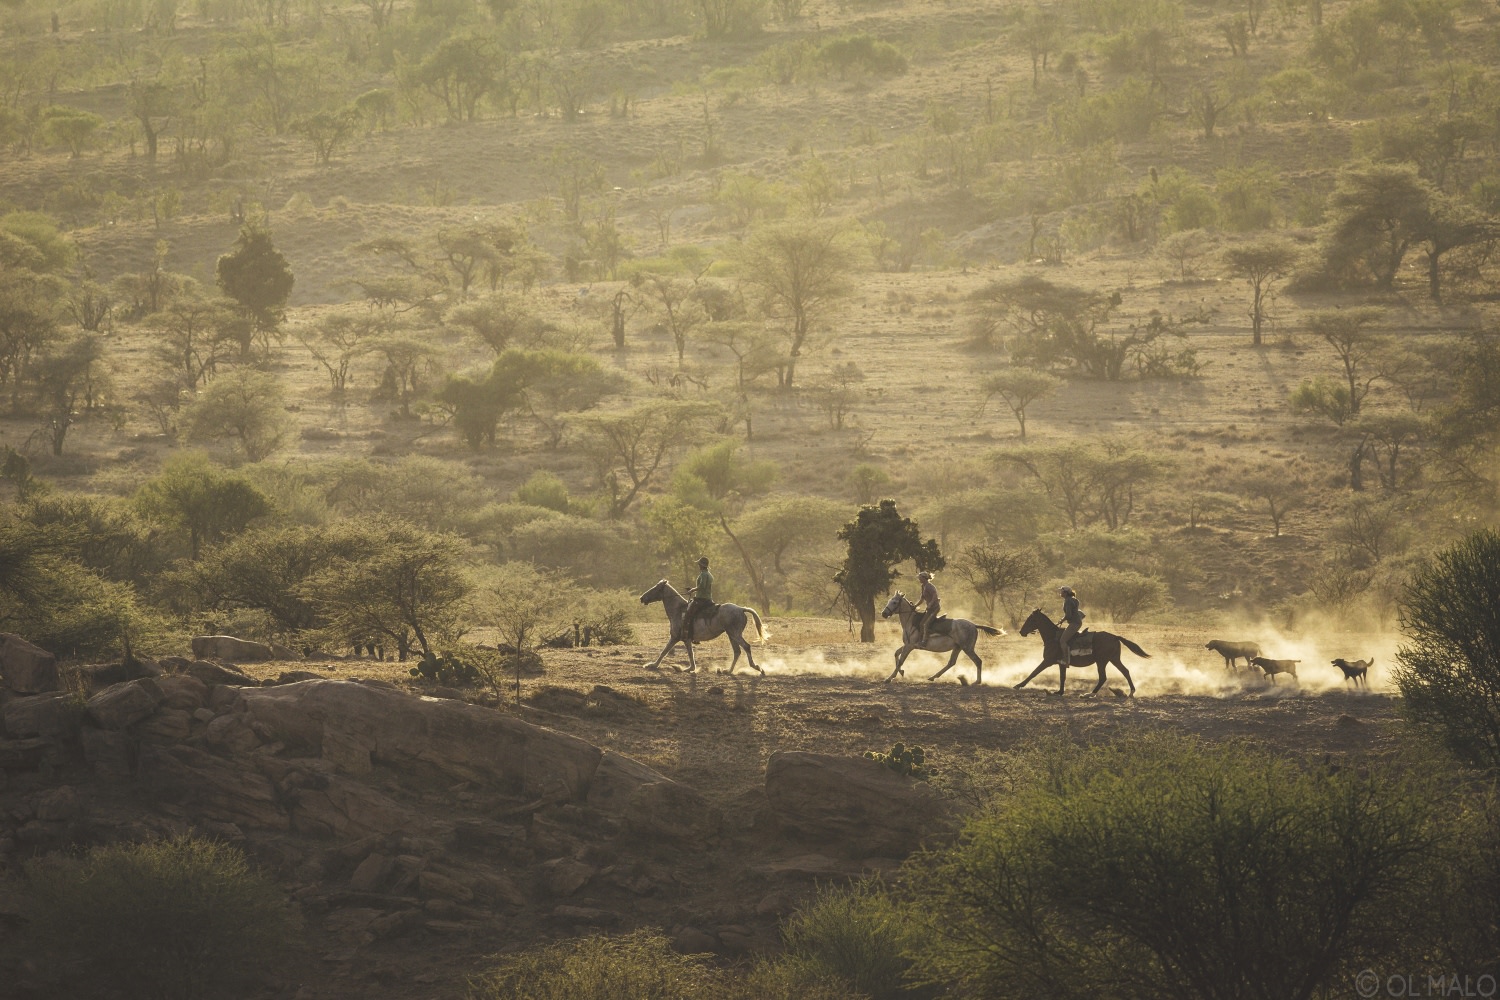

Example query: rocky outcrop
[765,751,960,857]
[190,636,275,663]
[3,693,80,740]
[0,634,57,694]
[85,679,164,730]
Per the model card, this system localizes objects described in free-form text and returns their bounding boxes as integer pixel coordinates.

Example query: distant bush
[515,469,571,512]
[23,838,298,1000]
[1070,565,1168,621]
[816,36,908,79]
[906,736,1449,1000]
[863,741,932,780]
[1397,529,1500,769]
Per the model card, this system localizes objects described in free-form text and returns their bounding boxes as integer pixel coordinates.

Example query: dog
[1206,639,1262,671]
[1250,656,1300,684]
[1331,657,1372,688]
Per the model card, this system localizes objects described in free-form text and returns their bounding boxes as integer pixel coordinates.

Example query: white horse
[639,580,766,674]
[881,592,1005,684]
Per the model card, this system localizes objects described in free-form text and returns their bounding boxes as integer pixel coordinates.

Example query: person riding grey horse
[1058,585,1085,662]
[916,571,941,644]
[684,556,714,634]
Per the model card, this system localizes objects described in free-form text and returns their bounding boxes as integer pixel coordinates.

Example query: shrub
[468,929,722,999]
[515,469,571,512]
[23,838,298,1000]
[779,880,920,999]
[1396,529,1500,769]
[863,741,932,780]
[816,36,908,79]
[1070,565,1167,621]
[906,736,1447,1000]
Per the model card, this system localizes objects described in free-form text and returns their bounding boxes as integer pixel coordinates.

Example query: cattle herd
[1204,640,1373,688]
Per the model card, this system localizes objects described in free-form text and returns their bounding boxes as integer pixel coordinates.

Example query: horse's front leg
[928,647,961,681]
[1015,659,1053,689]
[649,635,679,670]
[884,646,912,683]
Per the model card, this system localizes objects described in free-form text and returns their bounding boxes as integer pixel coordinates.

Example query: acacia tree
[981,368,1062,440]
[134,453,272,561]
[956,543,1042,627]
[735,218,863,388]
[578,400,717,516]
[1324,162,1434,290]
[305,519,471,661]
[1309,308,1386,419]
[180,366,292,462]
[835,498,944,642]
[151,295,241,391]
[35,334,108,456]
[1222,237,1299,346]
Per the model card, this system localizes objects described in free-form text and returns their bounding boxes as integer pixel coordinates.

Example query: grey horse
[881,592,1006,684]
[639,579,766,674]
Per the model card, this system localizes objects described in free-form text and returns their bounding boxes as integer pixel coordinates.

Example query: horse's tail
[975,624,1005,636]
[746,607,766,642]
[1119,635,1151,659]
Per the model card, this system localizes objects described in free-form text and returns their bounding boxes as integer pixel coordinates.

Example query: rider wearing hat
[1058,585,1084,662]
[916,570,941,644]
[685,556,714,635]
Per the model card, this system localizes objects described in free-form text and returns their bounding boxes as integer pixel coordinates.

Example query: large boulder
[190,636,274,663]
[764,751,960,858]
[2,693,80,740]
[85,679,164,730]
[137,744,289,831]
[182,660,259,688]
[0,634,57,694]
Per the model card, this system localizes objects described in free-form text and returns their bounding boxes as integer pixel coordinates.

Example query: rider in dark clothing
[684,556,714,636]
[1059,585,1084,662]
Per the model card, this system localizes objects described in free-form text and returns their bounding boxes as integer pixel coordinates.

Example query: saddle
[1067,629,1094,656]
[921,615,953,637]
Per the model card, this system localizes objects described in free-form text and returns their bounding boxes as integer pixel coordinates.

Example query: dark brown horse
[1014,608,1150,696]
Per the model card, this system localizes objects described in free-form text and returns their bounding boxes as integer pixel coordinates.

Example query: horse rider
[1058,585,1085,663]
[684,556,714,635]
[916,570,941,645]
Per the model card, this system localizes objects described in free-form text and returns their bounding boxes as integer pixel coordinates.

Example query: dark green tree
[1396,529,1500,769]
[215,225,294,333]
[134,453,272,560]
[835,498,943,642]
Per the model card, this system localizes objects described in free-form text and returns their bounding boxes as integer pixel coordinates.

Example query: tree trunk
[857,598,875,642]
[1349,434,1370,491]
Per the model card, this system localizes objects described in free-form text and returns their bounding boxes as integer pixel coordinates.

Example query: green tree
[1324,162,1434,290]
[216,225,295,335]
[304,518,470,660]
[180,366,293,461]
[1222,237,1300,346]
[495,347,628,448]
[1309,307,1386,418]
[956,543,1043,626]
[184,522,370,633]
[835,498,944,642]
[436,368,520,450]
[292,108,360,166]
[134,453,272,560]
[908,737,1444,1000]
[42,106,102,158]
[1396,530,1500,768]
[475,561,578,700]
[150,294,242,391]
[981,368,1063,440]
[128,74,177,163]
[578,400,717,516]
[735,218,863,388]
[34,333,108,457]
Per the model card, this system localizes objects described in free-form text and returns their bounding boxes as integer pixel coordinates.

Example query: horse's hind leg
[965,644,983,686]
[928,648,961,681]
[1113,656,1136,695]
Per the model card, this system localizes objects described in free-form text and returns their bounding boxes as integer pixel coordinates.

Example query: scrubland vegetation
[4,0,1500,994]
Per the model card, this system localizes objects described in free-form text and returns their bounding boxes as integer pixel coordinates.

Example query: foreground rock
[0,634,57,694]
[765,751,959,857]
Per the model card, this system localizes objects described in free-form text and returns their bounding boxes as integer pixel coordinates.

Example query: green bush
[1070,565,1168,621]
[23,838,299,1000]
[1396,529,1500,769]
[468,929,721,999]
[905,736,1448,1000]
[779,880,920,999]
[863,741,932,780]
[816,36,908,79]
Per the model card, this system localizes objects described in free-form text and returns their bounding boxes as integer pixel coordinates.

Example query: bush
[1396,529,1500,769]
[468,929,722,999]
[906,736,1448,1000]
[1070,565,1167,621]
[23,838,299,1000]
[778,880,921,999]
[863,741,932,780]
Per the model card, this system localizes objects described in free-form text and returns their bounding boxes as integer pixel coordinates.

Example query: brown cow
[1250,656,1299,684]
[1206,639,1262,671]
[1331,657,1372,688]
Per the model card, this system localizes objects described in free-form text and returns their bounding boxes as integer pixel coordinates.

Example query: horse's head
[1019,608,1048,636]
[881,593,905,618]
[640,580,668,605]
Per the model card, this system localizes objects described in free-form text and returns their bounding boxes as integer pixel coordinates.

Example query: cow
[1206,639,1262,671]
[1250,656,1300,684]
[1331,657,1372,688]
